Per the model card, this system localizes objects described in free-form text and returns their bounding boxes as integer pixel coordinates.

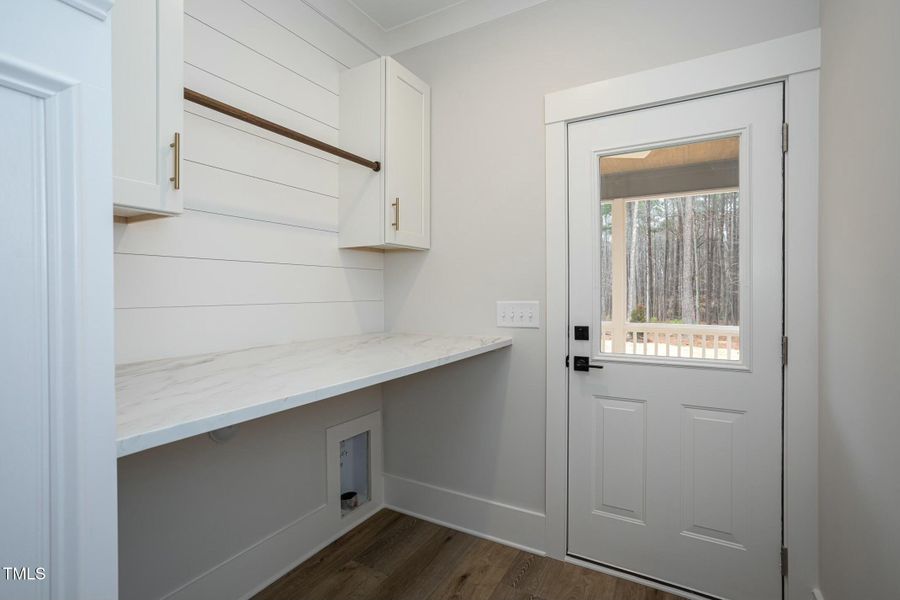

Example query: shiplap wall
[114,0,382,364]
[117,3,387,600]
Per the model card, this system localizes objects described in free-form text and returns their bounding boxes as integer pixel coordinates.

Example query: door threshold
[565,554,726,600]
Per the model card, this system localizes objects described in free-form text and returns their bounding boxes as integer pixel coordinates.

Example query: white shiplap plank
[114,210,383,270]
[115,254,384,308]
[184,64,339,152]
[244,0,377,68]
[181,160,338,230]
[184,111,338,196]
[115,0,385,365]
[115,301,385,364]
[183,107,337,174]
[185,0,341,94]
[184,14,339,128]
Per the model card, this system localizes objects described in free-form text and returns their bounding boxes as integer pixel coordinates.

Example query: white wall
[818,1,900,598]
[382,0,820,548]
[115,1,386,598]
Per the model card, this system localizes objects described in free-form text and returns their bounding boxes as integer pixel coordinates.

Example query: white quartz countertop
[116,333,512,457]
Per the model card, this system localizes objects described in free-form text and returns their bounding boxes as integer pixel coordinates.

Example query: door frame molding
[544,29,820,600]
[1,1,117,596]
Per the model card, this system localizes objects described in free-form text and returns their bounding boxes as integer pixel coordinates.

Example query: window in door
[597,135,742,361]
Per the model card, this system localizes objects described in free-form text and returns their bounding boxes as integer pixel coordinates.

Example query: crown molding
[57,0,115,21]
[304,0,550,56]
[383,0,548,54]
[301,0,387,55]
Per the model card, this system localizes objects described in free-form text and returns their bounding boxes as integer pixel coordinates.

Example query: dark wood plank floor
[253,509,685,600]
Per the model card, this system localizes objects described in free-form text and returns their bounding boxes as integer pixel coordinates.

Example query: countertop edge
[116,335,512,458]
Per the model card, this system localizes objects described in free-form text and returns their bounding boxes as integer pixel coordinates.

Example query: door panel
[681,406,746,548]
[593,397,646,523]
[0,84,48,600]
[568,84,783,600]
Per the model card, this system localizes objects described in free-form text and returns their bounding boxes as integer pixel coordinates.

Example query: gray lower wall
[819,1,900,598]
[118,387,381,600]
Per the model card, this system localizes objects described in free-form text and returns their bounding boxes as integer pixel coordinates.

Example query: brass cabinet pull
[169,132,181,190]
[392,197,399,230]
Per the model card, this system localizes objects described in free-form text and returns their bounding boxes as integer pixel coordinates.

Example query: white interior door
[1,2,117,598]
[567,84,784,600]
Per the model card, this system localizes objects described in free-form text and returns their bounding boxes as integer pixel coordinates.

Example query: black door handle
[572,356,604,371]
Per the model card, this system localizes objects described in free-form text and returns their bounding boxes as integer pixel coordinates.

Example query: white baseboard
[383,472,546,555]
[161,501,383,600]
[812,589,825,600]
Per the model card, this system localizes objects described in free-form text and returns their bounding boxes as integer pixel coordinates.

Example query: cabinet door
[384,59,430,248]
[112,0,183,216]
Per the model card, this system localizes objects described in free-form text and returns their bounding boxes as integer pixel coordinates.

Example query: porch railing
[600,321,740,360]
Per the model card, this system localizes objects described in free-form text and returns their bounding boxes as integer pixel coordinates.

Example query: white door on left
[0,2,117,599]
[0,79,51,600]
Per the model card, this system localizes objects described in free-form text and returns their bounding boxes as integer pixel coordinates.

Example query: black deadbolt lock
[574,326,589,340]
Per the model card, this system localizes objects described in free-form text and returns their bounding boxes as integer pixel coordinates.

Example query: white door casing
[544,31,820,600]
[566,84,784,600]
[0,1,117,599]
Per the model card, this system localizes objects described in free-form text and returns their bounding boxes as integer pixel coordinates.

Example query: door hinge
[565,355,570,368]
[781,546,789,577]
[782,122,789,153]
[782,336,789,366]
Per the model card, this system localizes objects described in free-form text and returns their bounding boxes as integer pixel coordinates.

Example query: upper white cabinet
[112,0,184,217]
[339,57,430,249]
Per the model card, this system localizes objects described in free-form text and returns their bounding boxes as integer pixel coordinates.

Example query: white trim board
[544,29,820,600]
[783,68,820,600]
[545,28,820,124]
[383,472,547,554]
[169,471,548,600]
[56,0,114,21]
[302,0,552,55]
[163,502,385,600]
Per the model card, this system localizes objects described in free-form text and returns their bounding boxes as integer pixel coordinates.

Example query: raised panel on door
[592,397,646,523]
[112,0,183,216]
[0,84,49,600]
[384,59,430,249]
[681,406,748,548]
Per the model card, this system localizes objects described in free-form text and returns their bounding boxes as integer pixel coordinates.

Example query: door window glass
[598,136,741,361]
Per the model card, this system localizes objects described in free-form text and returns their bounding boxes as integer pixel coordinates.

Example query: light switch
[497,301,540,328]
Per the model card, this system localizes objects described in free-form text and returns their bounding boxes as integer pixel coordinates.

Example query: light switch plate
[497,301,540,328]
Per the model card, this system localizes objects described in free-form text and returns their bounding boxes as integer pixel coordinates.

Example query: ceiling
[349,0,467,31]
[305,0,551,55]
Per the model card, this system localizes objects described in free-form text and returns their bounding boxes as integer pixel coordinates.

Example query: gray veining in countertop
[116,333,512,457]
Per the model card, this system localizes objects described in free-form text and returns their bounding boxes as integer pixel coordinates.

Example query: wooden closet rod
[184,88,381,172]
